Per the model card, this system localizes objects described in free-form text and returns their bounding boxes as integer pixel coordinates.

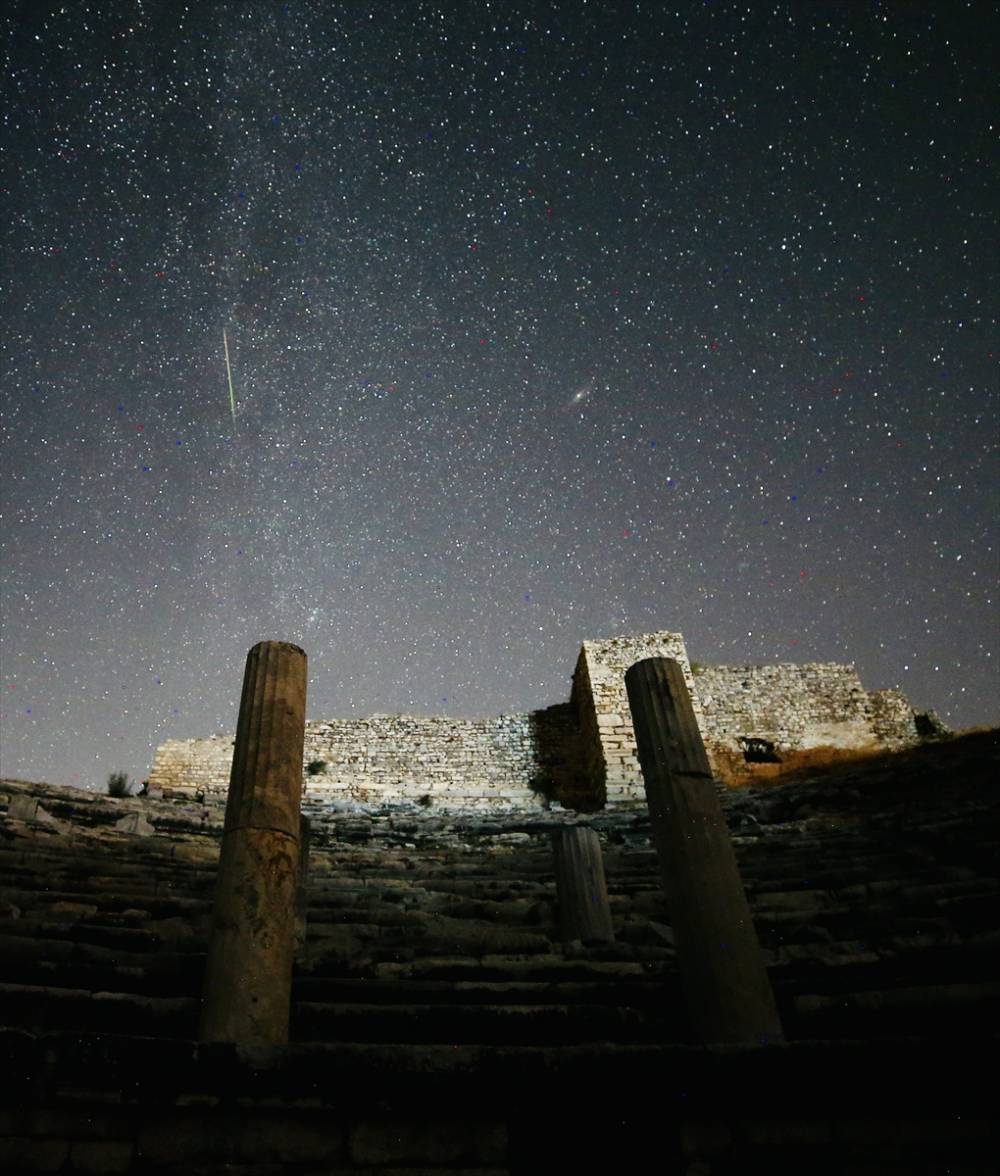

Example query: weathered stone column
[624,657,784,1045]
[199,641,307,1045]
[552,825,615,944]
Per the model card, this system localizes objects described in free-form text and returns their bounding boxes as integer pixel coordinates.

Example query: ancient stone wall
[150,736,235,800]
[572,642,922,801]
[696,663,872,750]
[694,665,919,780]
[302,714,545,811]
[867,688,923,746]
[149,630,925,807]
[571,632,700,805]
[149,713,575,813]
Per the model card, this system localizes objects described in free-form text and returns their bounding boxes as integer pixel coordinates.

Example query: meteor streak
[223,328,236,422]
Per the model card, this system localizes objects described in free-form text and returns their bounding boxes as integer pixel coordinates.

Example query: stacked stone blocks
[572,633,702,805]
[148,630,926,808]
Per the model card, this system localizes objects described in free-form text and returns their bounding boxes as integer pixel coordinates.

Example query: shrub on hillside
[107,771,131,798]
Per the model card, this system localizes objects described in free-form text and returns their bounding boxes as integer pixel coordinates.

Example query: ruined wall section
[302,715,546,810]
[149,715,558,813]
[867,688,923,747]
[575,632,699,806]
[149,736,234,800]
[148,631,927,811]
[571,643,921,802]
[568,650,604,809]
[696,663,875,750]
[694,664,920,781]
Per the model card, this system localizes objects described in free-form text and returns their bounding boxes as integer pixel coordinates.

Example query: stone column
[199,641,307,1045]
[624,657,784,1045]
[552,825,615,944]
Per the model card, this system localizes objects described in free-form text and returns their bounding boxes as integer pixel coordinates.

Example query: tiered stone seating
[1,729,997,1173]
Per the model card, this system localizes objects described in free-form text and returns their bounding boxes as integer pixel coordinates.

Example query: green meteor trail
[223,328,236,422]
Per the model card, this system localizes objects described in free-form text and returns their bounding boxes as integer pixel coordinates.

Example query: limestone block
[799,720,878,751]
[115,812,154,835]
[7,795,39,821]
[756,890,830,913]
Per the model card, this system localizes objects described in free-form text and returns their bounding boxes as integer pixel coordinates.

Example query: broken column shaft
[624,657,784,1045]
[199,641,307,1045]
[552,825,615,944]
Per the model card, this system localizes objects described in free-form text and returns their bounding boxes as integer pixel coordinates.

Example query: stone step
[0,839,216,872]
[291,975,671,1006]
[791,981,1000,1039]
[304,902,432,924]
[0,982,199,1038]
[407,877,555,896]
[0,933,205,995]
[306,887,550,917]
[0,918,199,953]
[307,919,555,959]
[0,1024,990,1106]
[4,869,989,948]
[744,861,933,891]
[0,927,915,996]
[371,954,658,983]
[1,969,992,1048]
[0,865,210,889]
[290,999,680,1046]
[299,943,657,981]
[6,929,988,1010]
[0,884,212,917]
[0,872,212,903]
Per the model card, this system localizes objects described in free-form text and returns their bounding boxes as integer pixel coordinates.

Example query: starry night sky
[2,2,997,790]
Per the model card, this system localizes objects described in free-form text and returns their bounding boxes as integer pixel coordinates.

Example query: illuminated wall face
[150,632,922,806]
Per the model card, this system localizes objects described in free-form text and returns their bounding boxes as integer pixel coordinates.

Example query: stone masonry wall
[868,688,924,746]
[567,649,602,808]
[695,666,919,764]
[697,663,873,750]
[149,630,925,810]
[150,714,563,813]
[571,632,700,806]
[302,715,546,811]
[573,644,921,804]
[149,736,235,801]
